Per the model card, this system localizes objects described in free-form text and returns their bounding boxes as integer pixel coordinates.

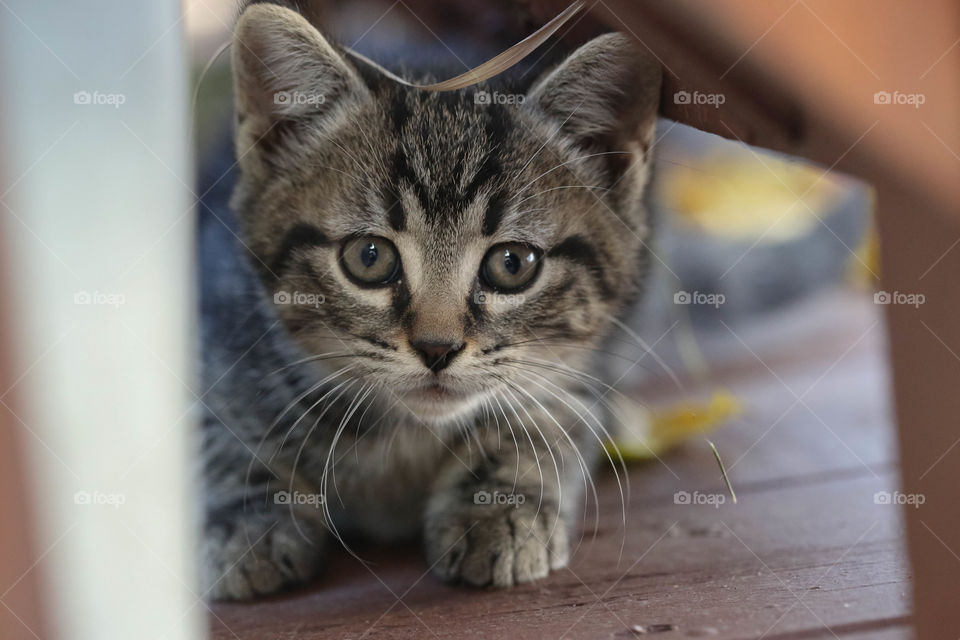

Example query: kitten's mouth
[407,382,463,401]
[395,378,488,424]
[398,381,483,425]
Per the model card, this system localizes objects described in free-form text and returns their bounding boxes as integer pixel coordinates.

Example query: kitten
[200,2,661,600]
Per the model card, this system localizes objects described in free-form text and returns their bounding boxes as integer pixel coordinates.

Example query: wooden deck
[209,288,911,639]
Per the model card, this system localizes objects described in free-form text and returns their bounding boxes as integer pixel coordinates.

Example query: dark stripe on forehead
[270,223,329,276]
[384,88,428,219]
[388,89,430,218]
[383,188,406,231]
[392,147,430,215]
[419,146,502,227]
[482,192,507,236]
[463,106,511,227]
[547,235,612,297]
[461,153,500,209]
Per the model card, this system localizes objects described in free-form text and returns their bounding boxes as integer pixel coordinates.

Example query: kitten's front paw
[201,508,326,600]
[425,495,569,588]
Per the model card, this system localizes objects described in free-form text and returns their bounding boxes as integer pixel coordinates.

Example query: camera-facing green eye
[480,243,541,292]
[340,236,400,286]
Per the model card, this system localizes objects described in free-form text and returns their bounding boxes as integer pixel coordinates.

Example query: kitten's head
[230,4,661,424]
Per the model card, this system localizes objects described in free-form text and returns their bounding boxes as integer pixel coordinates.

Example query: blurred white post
[0,2,203,640]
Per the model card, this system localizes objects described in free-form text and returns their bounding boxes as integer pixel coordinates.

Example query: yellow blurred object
[849,216,881,287]
[606,390,741,462]
[660,152,845,242]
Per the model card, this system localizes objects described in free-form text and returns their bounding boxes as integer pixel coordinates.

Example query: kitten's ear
[232,4,366,150]
[525,33,661,155]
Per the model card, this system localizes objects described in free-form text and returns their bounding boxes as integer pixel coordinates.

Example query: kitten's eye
[340,236,400,285]
[481,243,542,292]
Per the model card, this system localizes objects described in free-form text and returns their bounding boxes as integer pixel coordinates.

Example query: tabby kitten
[200,3,661,600]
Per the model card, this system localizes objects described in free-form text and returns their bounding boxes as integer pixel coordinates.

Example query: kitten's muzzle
[411,340,464,373]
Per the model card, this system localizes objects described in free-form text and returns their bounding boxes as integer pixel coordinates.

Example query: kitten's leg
[424,412,592,587]
[200,446,328,600]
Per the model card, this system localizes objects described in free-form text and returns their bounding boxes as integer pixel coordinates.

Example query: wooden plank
[209,473,908,640]
[631,290,894,491]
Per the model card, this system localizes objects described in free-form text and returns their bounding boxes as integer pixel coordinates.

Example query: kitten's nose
[411,340,464,373]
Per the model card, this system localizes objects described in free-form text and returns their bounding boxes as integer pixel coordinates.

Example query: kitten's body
[200,3,660,600]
